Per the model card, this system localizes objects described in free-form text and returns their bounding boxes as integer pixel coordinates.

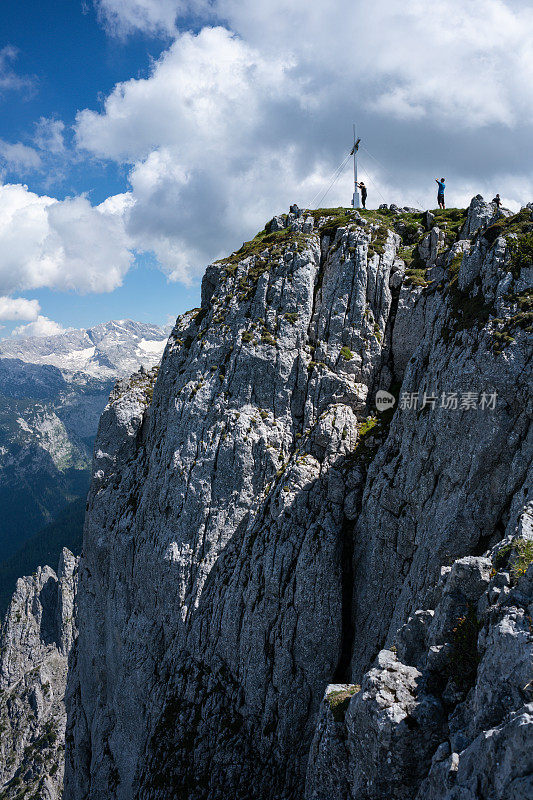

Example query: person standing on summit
[436,177,446,209]
[357,181,367,209]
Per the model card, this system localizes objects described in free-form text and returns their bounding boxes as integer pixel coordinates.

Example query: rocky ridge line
[60,196,532,800]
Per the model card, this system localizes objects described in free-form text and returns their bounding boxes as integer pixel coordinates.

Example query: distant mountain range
[0,320,170,611]
[0,318,170,379]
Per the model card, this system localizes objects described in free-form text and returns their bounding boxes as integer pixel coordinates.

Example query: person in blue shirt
[435,178,446,209]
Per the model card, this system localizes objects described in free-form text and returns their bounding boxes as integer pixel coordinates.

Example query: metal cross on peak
[351,125,362,208]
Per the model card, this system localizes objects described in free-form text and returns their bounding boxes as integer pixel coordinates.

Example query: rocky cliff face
[0,549,78,799]
[64,197,532,799]
[307,544,533,800]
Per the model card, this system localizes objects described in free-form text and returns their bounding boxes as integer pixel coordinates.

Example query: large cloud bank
[2,0,533,310]
[0,183,133,295]
[76,1,533,279]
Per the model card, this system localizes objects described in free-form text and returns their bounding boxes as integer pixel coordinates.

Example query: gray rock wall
[306,549,533,800]
[64,198,532,799]
[0,548,78,799]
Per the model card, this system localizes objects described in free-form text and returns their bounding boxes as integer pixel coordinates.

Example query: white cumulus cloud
[0,183,134,295]
[0,46,35,95]
[4,1,531,291]
[34,117,66,154]
[219,0,533,127]
[0,296,40,321]
[73,6,533,281]
[90,0,533,127]
[76,27,313,279]
[93,0,199,36]
[11,315,65,338]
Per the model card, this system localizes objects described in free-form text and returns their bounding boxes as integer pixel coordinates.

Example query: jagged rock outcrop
[0,549,78,799]
[306,543,533,800]
[64,197,531,799]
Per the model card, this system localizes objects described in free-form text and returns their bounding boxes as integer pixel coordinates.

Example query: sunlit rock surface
[54,198,532,800]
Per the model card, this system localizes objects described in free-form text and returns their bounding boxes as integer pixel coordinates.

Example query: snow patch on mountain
[137,337,167,356]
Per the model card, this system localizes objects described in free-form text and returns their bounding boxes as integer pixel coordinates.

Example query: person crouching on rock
[358,181,367,209]
[436,178,446,209]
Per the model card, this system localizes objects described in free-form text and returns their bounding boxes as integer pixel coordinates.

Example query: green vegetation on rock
[219,228,309,271]
[495,538,533,583]
[490,288,532,352]
[400,241,428,286]
[327,685,360,722]
[396,220,424,246]
[261,332,276,346]
[307,208,356,238]
[482,207,532,247]
[431,208,468,245]
[367,225,389,258]
[405,268,429,287]
[442,253,493,343]
[507,231,533,278]
[283,312,298,325]
[510,539,533,582]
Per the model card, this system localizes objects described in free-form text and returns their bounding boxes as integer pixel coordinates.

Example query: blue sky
[1,0,167,202]
[0,0,198,335]
[0,0,532,339]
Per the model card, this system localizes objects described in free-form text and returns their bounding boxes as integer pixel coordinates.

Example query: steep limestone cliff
[64,198,532,799]
[306,541,533,799]
[0,549,78,799]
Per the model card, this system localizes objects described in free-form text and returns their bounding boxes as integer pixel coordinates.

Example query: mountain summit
[2,197,532,800]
